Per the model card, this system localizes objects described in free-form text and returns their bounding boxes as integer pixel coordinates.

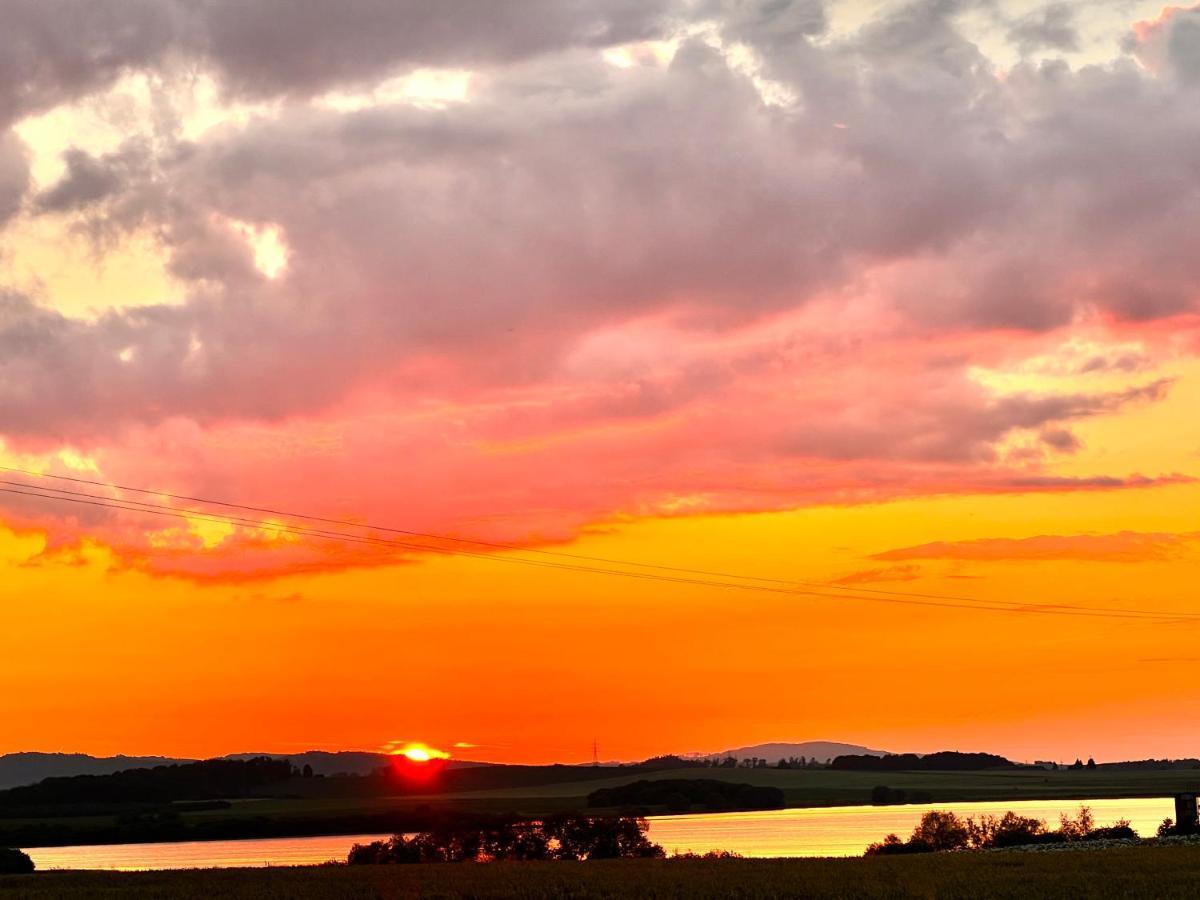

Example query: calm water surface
[646,797,1173,858]
[26,797,1173,870]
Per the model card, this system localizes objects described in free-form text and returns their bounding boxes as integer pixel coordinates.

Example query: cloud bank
[1,0,1197,576]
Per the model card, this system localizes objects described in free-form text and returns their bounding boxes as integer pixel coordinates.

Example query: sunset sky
[3,0,1200,765]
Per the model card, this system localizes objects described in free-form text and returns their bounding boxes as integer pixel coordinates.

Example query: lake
[25,796,1174,870]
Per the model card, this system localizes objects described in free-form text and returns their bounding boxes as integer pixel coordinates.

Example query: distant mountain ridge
[222,751,392,777]
[706,741,891,764]
[0,750,484,790]
[0,743,883,790]
[0,753,194,791]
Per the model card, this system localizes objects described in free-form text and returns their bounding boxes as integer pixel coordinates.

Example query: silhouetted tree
[1086,757,1097,770]
[909,811,970,851]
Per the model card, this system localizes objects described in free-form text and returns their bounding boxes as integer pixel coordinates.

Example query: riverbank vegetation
[865,806,1138,855]
[347,815,663,863]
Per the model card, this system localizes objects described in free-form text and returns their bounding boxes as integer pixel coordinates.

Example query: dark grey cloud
[1124,4,1200,83]
[2,0,1198,453]
[703,0,829,47]
[34,141,153,214]
[1165,7,1200,83]
[0,0,184,127]
[194,0,679,98]
[773,379,1170,463]
[1007,3,1079,55]
[0,0,682,128]
[0,131,29,224]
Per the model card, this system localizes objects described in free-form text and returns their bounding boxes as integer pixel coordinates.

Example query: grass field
[432,764,1200,807]
[6,765,1200,847]
[3,844,1200,898]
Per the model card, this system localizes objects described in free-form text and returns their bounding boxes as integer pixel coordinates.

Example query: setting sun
[385,742,451,763]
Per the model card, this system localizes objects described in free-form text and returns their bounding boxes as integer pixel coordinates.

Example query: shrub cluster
[865,806,1136,855]
[1157,816,1199,838]
[348,814,664,864]
[589,779,785,813]
[0,848,34,874]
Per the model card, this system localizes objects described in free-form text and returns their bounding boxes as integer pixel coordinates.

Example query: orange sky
[2,1,1200,765]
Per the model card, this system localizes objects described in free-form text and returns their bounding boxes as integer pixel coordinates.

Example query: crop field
[4,844,1200,899]
[436,764,1200,807]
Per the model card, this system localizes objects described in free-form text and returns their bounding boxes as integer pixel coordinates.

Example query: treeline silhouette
[683,756,828,769]
[587,779,785,813]
[0,757,293,810]
[1099,758,1200,771]
[347,814,663,863]
[832,752,1014,771]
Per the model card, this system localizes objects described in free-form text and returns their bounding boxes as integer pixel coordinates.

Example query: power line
[0,475,1194,623]
[0,478,1190,622]
[0,465,802,584]
[0,465,1176,617]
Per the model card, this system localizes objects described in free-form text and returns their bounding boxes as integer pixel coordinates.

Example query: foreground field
[4,845,1200,899]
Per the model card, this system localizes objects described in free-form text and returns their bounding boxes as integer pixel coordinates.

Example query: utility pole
[592,738,599,767]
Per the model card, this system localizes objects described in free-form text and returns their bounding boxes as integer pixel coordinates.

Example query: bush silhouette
[865,834,933,856]
[0,848,34,874]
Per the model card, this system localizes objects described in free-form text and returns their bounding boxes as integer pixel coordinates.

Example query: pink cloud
[2,1,1200,580]
[3,314,1187,581]
[873,531,1200,564]
[831,565,923,586]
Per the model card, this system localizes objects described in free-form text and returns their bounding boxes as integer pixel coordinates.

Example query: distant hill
[221,751,392,777]
[0,757,294,807]
[707,742,890,764]
[0,750,487,790]
[0,753,194,790]
[222,751,486,774]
